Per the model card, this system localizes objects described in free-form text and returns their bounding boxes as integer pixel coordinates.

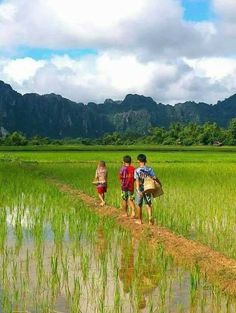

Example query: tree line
[1,118,236,146]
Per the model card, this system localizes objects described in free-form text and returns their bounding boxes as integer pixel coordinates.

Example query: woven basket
[144,177,164,198]
[152,181,164,198]
[144,177,156,193]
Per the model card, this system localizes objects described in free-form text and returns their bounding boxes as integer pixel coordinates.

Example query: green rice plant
[69,277,81,313]
[80,250,90,283]
[113,280,121,312]
[98,286,106,313]
[147,297,154,313]
[1,291,12,313]
[1,160,236,312]
[0,208,7,252]
[33,155,236,260]
[190,265,200,291]
[50,255,60,299]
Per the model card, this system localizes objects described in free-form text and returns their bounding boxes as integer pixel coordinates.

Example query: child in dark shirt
[119,155,136,217]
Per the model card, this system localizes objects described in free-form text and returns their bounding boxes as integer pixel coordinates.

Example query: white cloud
[0,53,160,101]
[96,54,156,92]
[1,0,236,104]
[213,0,236,22]
[211,0,236,52]
[45,0,145,29]
[1,53,236,105]
[0,2,15,21]
[0,0,147,48]
[0,0,216,58]
[184,57,236,80]
[2,57,45,84]
[3,0,236,62]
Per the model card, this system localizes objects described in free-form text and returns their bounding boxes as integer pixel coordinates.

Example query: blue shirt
[134,166,155,191]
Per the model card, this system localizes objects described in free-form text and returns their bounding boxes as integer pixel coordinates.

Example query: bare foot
[130,212,136,219]
[149,218,154,225]
[121,213,129,217]
[135,219,142,225]
[100,201,105,206]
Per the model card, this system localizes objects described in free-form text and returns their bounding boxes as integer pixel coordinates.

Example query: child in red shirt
[119,155,136,217]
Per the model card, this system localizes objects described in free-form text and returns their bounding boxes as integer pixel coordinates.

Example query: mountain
[0,80,236,138]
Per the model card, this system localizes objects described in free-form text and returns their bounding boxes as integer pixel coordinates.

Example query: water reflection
[0,201,235,312]
[119,237,161,310]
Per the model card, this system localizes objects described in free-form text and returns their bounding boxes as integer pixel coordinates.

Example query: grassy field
[1,148,236,164]
[0,147,236,311]
[2,147,235,256]
[1,144,236,152]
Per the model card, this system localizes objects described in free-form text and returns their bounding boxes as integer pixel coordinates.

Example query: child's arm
[118,168,123,181]
[105,170,108,182]
[135,179,143,195]
[154,176,162,186]
[134,169,142,194]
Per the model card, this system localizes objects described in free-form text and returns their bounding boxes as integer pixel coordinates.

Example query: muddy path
[47,178,236,297]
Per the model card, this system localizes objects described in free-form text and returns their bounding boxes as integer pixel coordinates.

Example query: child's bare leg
[128,199,136,218]
[135,205,142,224]
[98,193,105,206]
[122,199,128,216]
[102,193,106,205]
[146,204,153,224]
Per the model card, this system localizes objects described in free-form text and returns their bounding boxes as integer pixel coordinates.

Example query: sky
[0,0,236,104]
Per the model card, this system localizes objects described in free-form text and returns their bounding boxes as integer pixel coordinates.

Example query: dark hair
[123,155,131,164]
[137,154,146,163]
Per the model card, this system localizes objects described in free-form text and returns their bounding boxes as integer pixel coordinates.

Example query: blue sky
[182,0,213,21]
[16,47,97,60]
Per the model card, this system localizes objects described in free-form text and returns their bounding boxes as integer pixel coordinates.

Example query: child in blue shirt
[134,154,159,225]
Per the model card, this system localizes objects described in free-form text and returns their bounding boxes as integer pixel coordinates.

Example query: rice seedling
[25,152,236,260]
[0,150,236,312]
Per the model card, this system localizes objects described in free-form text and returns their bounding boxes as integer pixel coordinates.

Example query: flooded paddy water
[0,149,236,312]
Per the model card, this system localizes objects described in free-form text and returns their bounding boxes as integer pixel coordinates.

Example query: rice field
[0,147,236,312]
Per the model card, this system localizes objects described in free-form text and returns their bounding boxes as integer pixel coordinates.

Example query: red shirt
[119,165,135,192]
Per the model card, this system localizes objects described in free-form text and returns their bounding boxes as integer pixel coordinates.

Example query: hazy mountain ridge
[0,80,236,138]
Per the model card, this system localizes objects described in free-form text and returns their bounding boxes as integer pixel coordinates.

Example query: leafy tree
[144,127,165,144]
[5,132,28,146]
[197,123,223,145]
[227,118,236,145]
[169,123,182,139]
[179,123,200,145]
[102,132,123,145]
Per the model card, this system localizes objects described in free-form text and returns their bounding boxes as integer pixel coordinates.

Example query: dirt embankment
[48,178,236,297]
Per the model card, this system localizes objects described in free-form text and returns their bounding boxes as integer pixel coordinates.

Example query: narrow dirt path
[48,178,236,297]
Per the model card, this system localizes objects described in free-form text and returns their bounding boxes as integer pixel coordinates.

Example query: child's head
[123,155,131,165]
[137,154,147,164]
[98,160,106,168]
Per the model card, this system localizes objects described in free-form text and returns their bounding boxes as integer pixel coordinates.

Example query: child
[119,155,136,218]
[94,160,107,206]
[134,154,160,225]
